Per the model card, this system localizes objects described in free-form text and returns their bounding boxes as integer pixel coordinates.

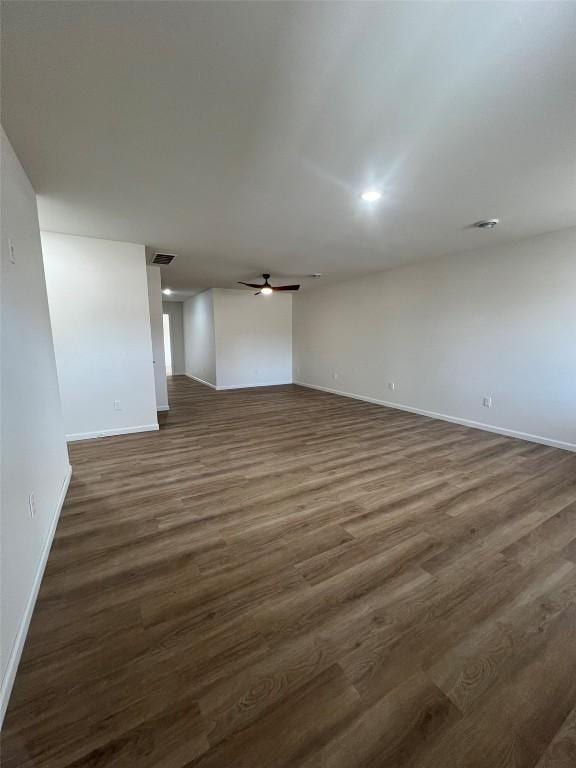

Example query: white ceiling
[3,1,576,297]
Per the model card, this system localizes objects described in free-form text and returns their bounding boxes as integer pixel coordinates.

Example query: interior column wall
[42,232,158,440]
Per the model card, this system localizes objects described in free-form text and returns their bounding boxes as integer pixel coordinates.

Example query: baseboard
[216,381,293,391]
[157,406,170,412]
[185,374,293,391]
[294,381,576,453]
[66,424,159,442]
[185,374,217,390]
[0,464,72,726]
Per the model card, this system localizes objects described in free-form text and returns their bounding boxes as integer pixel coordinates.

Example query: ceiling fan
[238,273,300,296]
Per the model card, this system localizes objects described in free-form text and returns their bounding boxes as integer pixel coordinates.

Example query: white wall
[213,289,292,389]
[162,301,185,375]
[183,290,217,386]
[146,265,169,410]
[0,129,71,723]
[293,227,576,451]
[183,289,293,389]
[42,232,158,440]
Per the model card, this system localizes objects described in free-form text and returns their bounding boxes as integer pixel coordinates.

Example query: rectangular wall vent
[153,253,176,265]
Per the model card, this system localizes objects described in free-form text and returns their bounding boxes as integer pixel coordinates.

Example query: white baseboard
[0,464,72,726]
[294,381,576,453]
[66,424,159,442]
[157,406,170,412]
[185,374,291,391]
[216,381,292,390]
[185,374,217,390]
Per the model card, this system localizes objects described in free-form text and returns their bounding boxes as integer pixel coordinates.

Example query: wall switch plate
[28,493,36,518]
[8,239,16,264]
[333,372,339,380]
[114,400,122,410]
[482,396,492,408]
[388,382,395,391]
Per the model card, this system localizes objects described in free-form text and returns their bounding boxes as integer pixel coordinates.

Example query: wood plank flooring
[3,375,576,767]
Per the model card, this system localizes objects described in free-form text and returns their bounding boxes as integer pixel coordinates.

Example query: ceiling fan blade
[238,281,265,289]
[273,285,301,291]
[254,291,261,295]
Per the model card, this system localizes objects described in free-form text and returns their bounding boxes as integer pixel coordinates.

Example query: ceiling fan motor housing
[237,273,301,293]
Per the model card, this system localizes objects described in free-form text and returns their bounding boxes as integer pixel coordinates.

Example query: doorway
[163,313,172,375]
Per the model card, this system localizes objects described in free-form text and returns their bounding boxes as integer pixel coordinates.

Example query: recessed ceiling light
[473,218,499,229]
[360,189,382,203]
[162,288,172,295]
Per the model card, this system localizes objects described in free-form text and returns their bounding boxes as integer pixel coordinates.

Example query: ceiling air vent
[153,253,176,265]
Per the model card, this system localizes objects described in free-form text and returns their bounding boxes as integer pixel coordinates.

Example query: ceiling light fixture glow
[162,288,172,295]
[360,189,382,203]
[261,286,273,295]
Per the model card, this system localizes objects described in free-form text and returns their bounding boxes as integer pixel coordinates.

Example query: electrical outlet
[28,493,36,518]
[388,381,395,391]
[114,400,122,411]
[482,396,492,408]
[8,239,16,264]
[333,372,339,380]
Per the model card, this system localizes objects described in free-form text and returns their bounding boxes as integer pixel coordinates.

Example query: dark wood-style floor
[3,376,576,767]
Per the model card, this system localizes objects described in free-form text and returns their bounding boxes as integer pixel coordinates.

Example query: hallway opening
[163,312,172,376]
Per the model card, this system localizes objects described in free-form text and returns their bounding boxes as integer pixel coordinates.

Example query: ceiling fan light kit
[238,273,301,295]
